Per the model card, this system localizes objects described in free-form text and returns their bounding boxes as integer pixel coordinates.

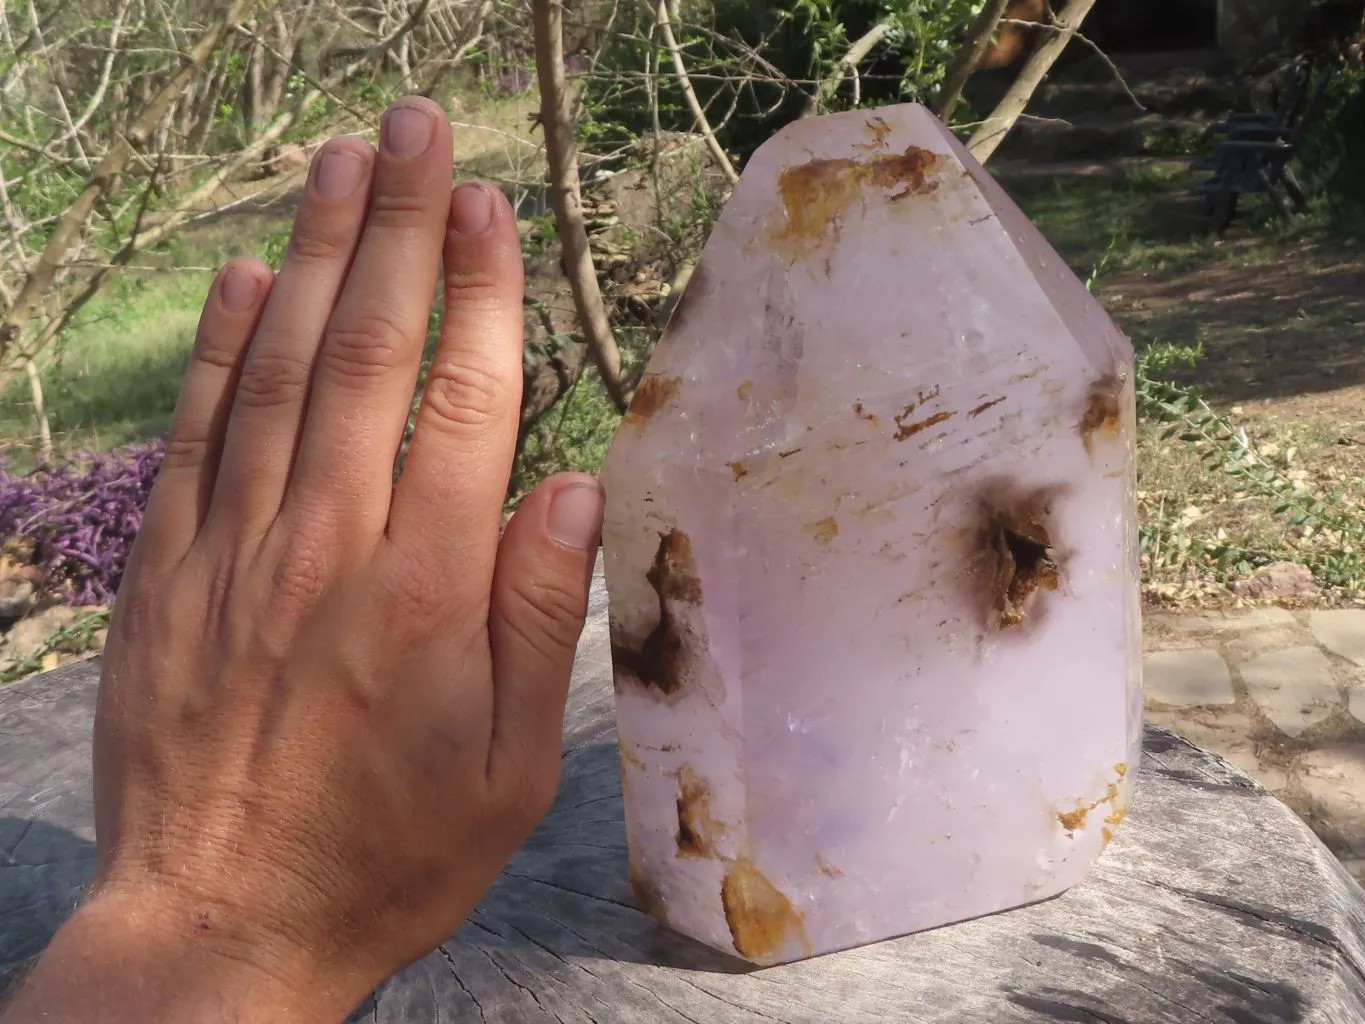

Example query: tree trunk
[261,8,298,121]
[244,27,264,142]
[933,0,1013,121]
[531,0,632,411]
[966,0,1097,163]
[187,54,231,155]
[518,341,587,456]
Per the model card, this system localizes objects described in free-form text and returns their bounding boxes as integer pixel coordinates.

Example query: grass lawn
[1,268,214,458]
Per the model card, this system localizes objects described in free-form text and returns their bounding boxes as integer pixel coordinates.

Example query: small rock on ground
[0,577,33,625]
[1146,608,1295,634]
[1235,562,1322,601]
[2,605,79,668]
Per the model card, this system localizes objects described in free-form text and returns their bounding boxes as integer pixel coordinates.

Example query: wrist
[3,885,363,1024]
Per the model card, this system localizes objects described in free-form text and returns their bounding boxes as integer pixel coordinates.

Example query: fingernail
[219,266,260,312]
[450,182,495,235]
[548,481,605,551]
[382,104,435,160]
[314,148,366,199]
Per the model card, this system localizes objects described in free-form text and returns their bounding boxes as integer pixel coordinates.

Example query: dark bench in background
[1191,56,1334,231]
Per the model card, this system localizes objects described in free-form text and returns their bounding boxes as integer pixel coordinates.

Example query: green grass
[1007,165,1286,279]
[1,89,546,465]
[0,207,295,461]
[1,268,214,458]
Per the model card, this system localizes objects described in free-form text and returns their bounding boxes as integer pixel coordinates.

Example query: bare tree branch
[802,20,891,117]
[655,0,738,184]
[967,0,1097,163]
[532,0,632,411]
[25,358,52,463]
[933,0,1012,120]
[0,0,259,360]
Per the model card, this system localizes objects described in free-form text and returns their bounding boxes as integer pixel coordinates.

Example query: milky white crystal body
[599,103,1142,967]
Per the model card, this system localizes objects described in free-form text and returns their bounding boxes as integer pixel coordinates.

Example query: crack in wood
[1147,880,1344,951]
[673,976,788,1023]
[436,946,488,1024]
[474,915,619,1023]
[469,941,566,1023]
[499,870,642,915]
[497,894,712,1024]
[1,820,34,866]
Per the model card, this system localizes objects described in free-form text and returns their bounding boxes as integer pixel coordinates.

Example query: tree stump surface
[4,565,1365,1021]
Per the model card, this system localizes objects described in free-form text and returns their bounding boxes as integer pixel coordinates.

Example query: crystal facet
[599,103,1143,966]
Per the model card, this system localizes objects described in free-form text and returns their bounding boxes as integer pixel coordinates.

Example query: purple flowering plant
[0,439,165,606]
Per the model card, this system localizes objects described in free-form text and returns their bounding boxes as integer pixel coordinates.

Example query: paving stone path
[1144,607,1365,882]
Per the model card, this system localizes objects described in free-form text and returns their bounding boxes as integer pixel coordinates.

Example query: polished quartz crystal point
[598,102,1142,967]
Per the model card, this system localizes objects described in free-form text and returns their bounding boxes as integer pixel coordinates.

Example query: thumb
[487,472,604,794]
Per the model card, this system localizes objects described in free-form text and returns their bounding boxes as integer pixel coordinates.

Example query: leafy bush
[580,0,982,166]
[0,440,165,605]
[1299,61,1365,219]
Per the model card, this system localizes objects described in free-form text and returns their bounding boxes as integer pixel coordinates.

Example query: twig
[0,127,75,163]
[54,261,222,273]
[1,0,436,382]
[654,0,738,184]
[57,0,132,148]
[1071,28,1145,110]
[953,112,1073,130]
[967,0,1098,164]
[803,20,891,117]
[532,0,631,411]
[448,121,541,148]
[25,358,51,463]
[933,0,1012,120]
[0,0,259,359]
[26,0,90,170]
[998,17,1145,110]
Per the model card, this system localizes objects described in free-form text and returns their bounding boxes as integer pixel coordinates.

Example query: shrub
[1301,65,1365,218]
[0,440,165,605]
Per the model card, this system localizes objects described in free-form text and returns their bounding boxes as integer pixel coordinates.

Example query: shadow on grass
[1006,167,1234,275]
[1012,165,1365,408]
[1119,255,1365,407]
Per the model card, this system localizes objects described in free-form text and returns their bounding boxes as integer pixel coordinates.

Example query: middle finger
[285,97,453,535]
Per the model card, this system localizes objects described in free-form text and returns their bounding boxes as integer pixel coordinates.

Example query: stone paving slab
[1142,649,1234,706]
[1239,646,1339,738]
[1311,609,1365,669]
[1144,607,1295,634]
[1142,605,1365,884]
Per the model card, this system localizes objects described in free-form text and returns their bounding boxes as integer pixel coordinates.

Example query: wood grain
[4,564,1365,1021]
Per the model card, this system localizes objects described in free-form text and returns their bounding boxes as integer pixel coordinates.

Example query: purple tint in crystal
[599,104,1142,966]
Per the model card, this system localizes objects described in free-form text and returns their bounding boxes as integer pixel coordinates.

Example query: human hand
[4,97,603,1023]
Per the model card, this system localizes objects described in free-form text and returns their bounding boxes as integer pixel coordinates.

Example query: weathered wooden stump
[5,566,1365,1021]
